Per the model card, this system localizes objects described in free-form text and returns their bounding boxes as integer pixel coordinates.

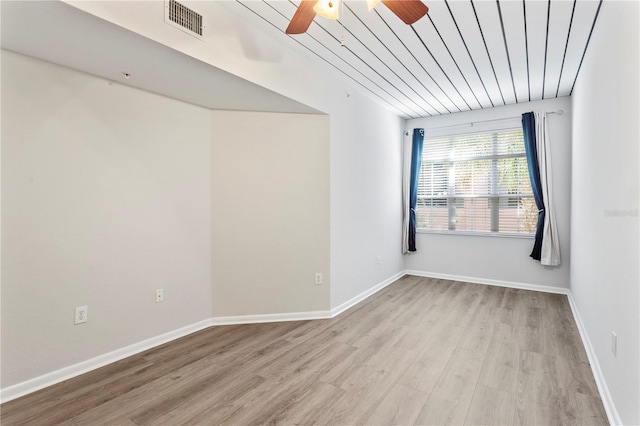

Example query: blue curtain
[522,112,544,261]
[408,128,424,252]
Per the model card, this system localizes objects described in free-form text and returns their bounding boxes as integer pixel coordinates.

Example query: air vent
[165,0,203,38]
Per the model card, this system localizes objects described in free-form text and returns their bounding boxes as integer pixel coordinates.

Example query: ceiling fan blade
[381,0,429,25]
[286,0,318,34]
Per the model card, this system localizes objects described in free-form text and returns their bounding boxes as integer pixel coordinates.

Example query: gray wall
[1,51,213,386]
[211,111,330,316]
[570,1,639,424]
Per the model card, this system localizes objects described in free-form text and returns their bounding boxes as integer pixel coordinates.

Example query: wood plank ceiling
[232,0,603,118]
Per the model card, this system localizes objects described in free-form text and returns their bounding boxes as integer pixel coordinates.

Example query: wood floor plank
[0,277,609,426]
[516,324,545,354]
[553,353,600,397]
[464,384,516,425]
[478,322,520,392]
[0,355,154,425]
[145,373,266,425]
[457,318,495,354]
[440,282,484,327]
[141,323,265,362]
[398,322,465,394]
[212,320,308,365]
[179,343,352,425]
[429,279,462,305]
[337,328,411,392]
[478,284,508,310]
[317,346,418,425]
[414,347,485,425]
[364,383,429,425]
[569,391,609,426]
[347,312,409,350]
[273,381,346,426]
[218,372,326,425]
[513,350,568,425]
[541,293,576,330]
[253,334,333,380]
[497,287,521,325]
[60,355,228,425]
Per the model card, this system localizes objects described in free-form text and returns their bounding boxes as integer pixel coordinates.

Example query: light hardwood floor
[1,276,608,425]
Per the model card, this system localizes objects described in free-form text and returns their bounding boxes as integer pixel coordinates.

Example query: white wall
[330,93,405,308]
[404,97,572,290]
[65,1,406,311]
[570,1,639,424]
[1,51,213,387]
[211,111,330,316]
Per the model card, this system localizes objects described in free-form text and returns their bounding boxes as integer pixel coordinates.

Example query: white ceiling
[0,0,321,114]
[232,0,603,118]
[1,0,603,120]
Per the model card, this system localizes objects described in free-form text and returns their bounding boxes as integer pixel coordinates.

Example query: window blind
[416,128,536,235]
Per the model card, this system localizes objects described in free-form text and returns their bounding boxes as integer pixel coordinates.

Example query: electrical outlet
[611,331,617,356]
[74,306,88,325]
[155,289,164,303]
[315,273,323,285]
[376,255,382,265]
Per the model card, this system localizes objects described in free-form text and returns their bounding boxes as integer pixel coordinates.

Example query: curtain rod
[405,109,564,135]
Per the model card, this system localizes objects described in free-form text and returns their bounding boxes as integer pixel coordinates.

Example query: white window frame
[416,125,535,238]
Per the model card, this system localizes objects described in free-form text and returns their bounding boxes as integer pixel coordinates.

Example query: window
[416,127,536,235]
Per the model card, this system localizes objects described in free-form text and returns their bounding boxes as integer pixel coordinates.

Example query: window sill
[417,229,534,239]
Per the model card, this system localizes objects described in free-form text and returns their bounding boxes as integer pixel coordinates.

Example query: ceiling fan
[285,0,429,35]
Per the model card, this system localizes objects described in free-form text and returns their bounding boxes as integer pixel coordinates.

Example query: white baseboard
[404,269,570,295]
[211,310,331,326]
[0,318,215,404]
[566,293,622,426]
[330,271,406,317]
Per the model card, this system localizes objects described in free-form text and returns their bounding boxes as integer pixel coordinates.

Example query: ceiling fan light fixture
[366,0,381,11]
[313,0,340,19]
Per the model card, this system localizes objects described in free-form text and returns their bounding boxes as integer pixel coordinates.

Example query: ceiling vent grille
[165,0,203,38]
